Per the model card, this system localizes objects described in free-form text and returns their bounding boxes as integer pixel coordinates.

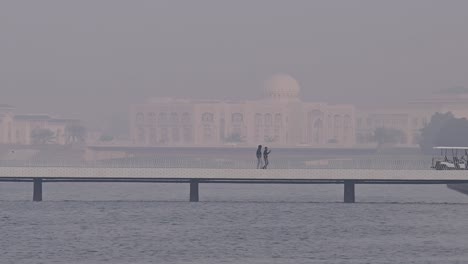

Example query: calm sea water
[1,180,468,264]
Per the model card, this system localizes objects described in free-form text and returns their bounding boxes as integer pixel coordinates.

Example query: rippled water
[1,182,468,264]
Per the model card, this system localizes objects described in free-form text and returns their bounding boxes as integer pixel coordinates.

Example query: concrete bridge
[1,166,468,203]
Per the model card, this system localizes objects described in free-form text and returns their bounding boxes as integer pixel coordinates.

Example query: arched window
[231,113,243,123]
[333,115,342,141]
[137,127,145,143]
[422,117,428,126]
[202,113,214,122]
[170,112,179,123]
[412,133,421,145]
[219,118,225,140]
[136,112,144,124]
[343,115,351,143]
[147,112,156,125]
[274,113,282,126]
[308,110,324,144]
[309,110,324,120]
[159,112,168,123]
[7,122,12,143]
[182,112,190,123]
[264,114,272,126]
[203,125,212,140]
[149,128,157,145]
[171,127,180,142]
[183,127,192,142]
[15,130,20,144]
[313,119,323,144]
[160,128,169,143]
[255,113,262,126]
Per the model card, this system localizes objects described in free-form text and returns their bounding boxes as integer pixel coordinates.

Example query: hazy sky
[1,0,468,127]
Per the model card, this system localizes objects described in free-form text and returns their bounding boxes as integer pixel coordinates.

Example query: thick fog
[1,0,468,128]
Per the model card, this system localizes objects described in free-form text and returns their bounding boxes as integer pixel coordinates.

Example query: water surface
[1,182,468,264]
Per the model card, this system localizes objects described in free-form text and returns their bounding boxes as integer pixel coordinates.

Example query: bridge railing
[0,158,433,170]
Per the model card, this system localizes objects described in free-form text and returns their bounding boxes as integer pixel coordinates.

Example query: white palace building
[0,104,80,145]
[130,74,468,149]
[130,74,356,148]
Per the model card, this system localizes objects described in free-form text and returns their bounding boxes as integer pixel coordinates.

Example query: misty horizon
[2,0,468,129]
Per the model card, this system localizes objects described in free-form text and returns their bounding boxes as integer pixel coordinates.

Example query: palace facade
[130,75,468,149]
[130,74,356,147]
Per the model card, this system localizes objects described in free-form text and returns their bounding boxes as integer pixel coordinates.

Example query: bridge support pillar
[190,179,199,202]
[344,180,355,203]
[33,178,43,202]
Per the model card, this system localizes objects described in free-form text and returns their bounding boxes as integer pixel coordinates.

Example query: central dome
[263,74,301,100]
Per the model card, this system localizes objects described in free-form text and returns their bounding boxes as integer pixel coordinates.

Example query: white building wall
[129,97,356,147]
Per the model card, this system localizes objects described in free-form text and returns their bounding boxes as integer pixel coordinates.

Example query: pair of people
[256,145,271,169]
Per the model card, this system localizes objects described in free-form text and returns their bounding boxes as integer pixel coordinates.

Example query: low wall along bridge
[1,166,468,203]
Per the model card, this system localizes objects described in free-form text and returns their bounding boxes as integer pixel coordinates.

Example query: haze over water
[2,1,468,263]
[2,1,468,125]
[2,181,468,263]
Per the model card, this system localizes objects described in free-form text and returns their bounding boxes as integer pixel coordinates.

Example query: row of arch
[136,112,191,124]
[255,113,283,127]
[134,110,354,145]
[136,112,247,125]
[306,110,353,144]
[137,126,193,145]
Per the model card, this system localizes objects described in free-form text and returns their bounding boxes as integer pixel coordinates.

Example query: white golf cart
[431,146,468,170]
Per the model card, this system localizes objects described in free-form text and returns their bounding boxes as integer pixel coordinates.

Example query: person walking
[256,145,263,169]
[262,147,271,169]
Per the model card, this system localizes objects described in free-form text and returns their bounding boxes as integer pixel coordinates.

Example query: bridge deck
[2,167,468,202]
[0,167,467,182]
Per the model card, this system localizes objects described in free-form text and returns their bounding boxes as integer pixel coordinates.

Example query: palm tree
[373,127,405,148]
[31,128,56,145]
[65,124,87,144]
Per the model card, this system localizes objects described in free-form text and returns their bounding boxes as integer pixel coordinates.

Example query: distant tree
[224,133,244,143]
[419,112,468,154]
[65,124,87,144]
[420,112,452,153]
[31,128,56,145]
[434,117,468,147]
[99,134,114,142]
[373,127,405,147]
[436,86,468,95]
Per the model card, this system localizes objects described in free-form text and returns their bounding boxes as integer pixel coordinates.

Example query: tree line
[29,112,468,151]
[372,112,468,153]
[419,112,468,153]
[30,124,86,145]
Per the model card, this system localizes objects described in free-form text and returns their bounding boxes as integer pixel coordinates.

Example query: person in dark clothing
[262,147,271,169]
[256,145,263,169]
